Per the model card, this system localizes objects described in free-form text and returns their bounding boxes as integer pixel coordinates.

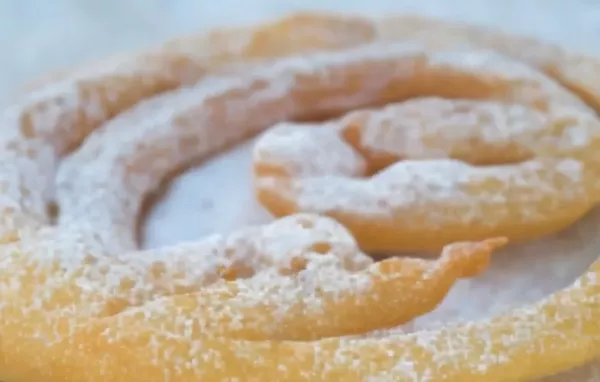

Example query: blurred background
[1,0,599,101]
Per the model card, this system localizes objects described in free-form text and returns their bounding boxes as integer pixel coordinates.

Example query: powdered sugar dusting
[254,122,367,177]
[50,42,486,239]
[0,10,600,381]
[54,42,600,244]
[0,213,371,351]
[76,258,597,381]
[250,45,600,252]
[266,157,588,226]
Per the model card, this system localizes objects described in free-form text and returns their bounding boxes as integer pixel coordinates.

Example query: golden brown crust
[252,54,600,251]
[0,10,599,382]
[29,257,600,381]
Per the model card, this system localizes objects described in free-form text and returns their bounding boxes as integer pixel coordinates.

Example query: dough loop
[0,10,599,382]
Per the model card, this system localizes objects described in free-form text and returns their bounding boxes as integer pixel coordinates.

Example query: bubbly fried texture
[79,238,501,343]
[0,217,501,381]
[0,12,374,243]
[41,259,600,382]
[252,51,600,253]
[0,9,599,382]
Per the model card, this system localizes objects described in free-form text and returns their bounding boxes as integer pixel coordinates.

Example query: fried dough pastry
[0,12,374,243]
[1,9,600,382]
[79,238,501,343]
[36,256,600,381]
[0,219,500,381]
[51,41,600,254]
[375,14,600,112]
[249,48,600,253]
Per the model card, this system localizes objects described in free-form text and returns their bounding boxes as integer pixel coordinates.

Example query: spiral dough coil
[0,11,599,382]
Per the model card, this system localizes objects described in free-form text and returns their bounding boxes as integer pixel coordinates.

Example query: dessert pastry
[0,10,599,382]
